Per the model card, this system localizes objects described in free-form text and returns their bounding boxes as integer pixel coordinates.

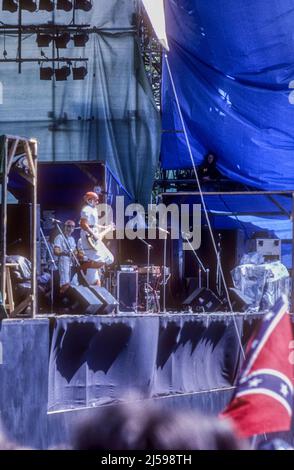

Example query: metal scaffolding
[136,1,162,110]
[0,134,38,318]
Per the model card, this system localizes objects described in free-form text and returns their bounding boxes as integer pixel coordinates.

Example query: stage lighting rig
[57,0,73,11]
[2,0,18,12]
[74,0,92,12]
[39,0,54,11]
[0,10,92,75]
[40,66,54,80]
[55,32,71,48]
[36,33,53,47]
[19,0,37,11]
[73,33,89,47]
[55,64,71,81]
[72,63,87,80]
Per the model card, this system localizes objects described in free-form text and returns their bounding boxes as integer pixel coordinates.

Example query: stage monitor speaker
[90,286,118,314]
[67,285,103,315]
[183,287,223,313]
[229,288,252,312]
[117,271,138,312]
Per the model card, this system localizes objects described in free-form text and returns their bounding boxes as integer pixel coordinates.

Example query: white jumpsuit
[54,234,76,287]
[80,204,114,285]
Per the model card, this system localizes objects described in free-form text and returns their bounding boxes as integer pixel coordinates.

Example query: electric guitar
[86,223,115,251]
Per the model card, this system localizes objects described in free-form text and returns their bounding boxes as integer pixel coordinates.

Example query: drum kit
[119,264,170,313]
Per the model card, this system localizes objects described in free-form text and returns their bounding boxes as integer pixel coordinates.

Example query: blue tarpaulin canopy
[161,0,294,191]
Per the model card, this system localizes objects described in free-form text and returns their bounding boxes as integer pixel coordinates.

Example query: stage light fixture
[19,0,37,11]
[74,0,92,12]
[72,65,87,80]
[73,33,89,47]
[55,65,71,81]
[39,0,54,11]
[40,67,54,80]
[55,33,71,49]
[57,0,73,11]
[2,0,18,12]
[36,33,53,47]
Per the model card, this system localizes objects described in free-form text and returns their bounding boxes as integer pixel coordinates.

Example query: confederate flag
[221,296,294,438]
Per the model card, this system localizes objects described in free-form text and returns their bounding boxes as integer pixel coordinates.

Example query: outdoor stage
[0,311,266,449]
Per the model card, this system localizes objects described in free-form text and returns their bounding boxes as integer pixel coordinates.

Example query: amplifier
[117,271,138,313]
[248,238,281,260]
[120,265,137,272]
[138,266,161,276]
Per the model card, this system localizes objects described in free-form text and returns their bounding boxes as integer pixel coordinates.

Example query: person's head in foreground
[73,400,247,450]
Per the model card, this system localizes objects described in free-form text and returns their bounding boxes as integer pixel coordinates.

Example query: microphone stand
[158,227,169,314]
[163,235,167,313]
[183,236,210,289]
[216,233,222,296]
[138,238,153,313]
[206,268,210,290]
[40,227,58,314]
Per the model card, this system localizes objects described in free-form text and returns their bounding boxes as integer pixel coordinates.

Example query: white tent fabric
[142,0,169,50]
[0,1,160,206]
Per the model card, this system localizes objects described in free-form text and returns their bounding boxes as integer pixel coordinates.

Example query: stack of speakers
[67,285,118,315]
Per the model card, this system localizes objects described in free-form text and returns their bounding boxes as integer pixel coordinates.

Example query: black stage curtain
[48,313,260,412]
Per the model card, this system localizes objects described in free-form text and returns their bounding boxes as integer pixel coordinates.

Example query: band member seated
[53,220,77,294]
[80,191,114,286]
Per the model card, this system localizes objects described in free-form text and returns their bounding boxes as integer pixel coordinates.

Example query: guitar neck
[99,226,113,239]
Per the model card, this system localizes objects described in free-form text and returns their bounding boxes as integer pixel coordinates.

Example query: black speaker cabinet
[117,271,138,313]
[90,286,118,314]
[229,287,252,312]
[67,285,103,315]
[3,203,41,274]
[183,287,223,313]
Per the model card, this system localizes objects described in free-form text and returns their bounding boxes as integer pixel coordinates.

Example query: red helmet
[84,191,99,202]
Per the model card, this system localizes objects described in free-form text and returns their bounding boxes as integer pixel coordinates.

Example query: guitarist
[53,220,77,294]
[80,191,114,286]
